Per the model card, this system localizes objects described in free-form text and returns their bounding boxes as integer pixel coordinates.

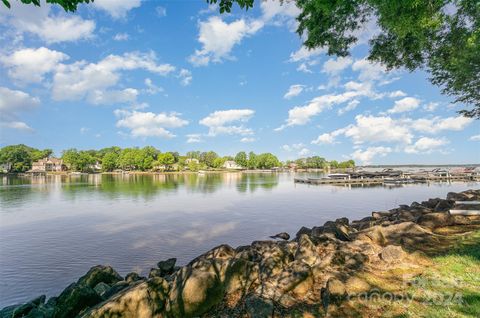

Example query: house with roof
[222,160,243,170]
[30,157,66,172]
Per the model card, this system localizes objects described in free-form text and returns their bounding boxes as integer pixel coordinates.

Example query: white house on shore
[222,160,243,170]
[30,157,66,172]
[185,158,199,164]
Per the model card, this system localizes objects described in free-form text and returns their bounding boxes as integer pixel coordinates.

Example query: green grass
[338,229,480,318]
[393,230,480,318]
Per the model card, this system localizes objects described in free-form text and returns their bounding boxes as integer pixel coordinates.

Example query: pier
[294,172,480,185]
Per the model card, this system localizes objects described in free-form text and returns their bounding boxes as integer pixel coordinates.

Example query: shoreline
[1,189,479,317]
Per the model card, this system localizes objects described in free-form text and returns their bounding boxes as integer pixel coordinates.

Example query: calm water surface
[0,172,478,307]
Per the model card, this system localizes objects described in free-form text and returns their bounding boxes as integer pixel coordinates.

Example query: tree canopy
[296,0,479,118]
[1,0,92,11]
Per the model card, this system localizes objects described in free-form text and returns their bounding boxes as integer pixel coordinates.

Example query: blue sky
[0,0,478,164]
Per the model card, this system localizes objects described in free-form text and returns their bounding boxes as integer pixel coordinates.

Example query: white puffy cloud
[189,16,263,66]
[260,0,300,29]
[115,109,188,138]
[311,128,346,145]
[344,115,413,145]
[276,81,378,129]
[0,86,40,131]
[0,47,68,83]
[113,33,129,41]
[240,137,255,143]
[52,51,175,103]
[283,84,305,99]
[93,0,142,19]
[351,147,392,165]
[470,134,480,141]
[0,86,40,114]
[298,148,311,156]
[87,88,139,105]
[0,2,95,43]
[1,121,33,131]
[186,134,202,143]
[404,137,449,154]
[199,109,254,136]
[337,100,360,115]
[388,90,407,98]
[351,58,388,82]
[289,46,325,62]
[410,116,473,133]
[322,57,353,75]
[388,97,421,114]
[144,78,163,95]
[178,69,192,86]
[424,102,439,112]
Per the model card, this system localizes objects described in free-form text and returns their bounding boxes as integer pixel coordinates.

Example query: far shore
[2,168,354,177]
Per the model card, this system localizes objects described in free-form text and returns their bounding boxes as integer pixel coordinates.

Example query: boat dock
[294,168,480,185]
[294,177,386,185]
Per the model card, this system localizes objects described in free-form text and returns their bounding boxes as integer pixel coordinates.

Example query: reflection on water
[0,172,478,307]
[0,173,280,208]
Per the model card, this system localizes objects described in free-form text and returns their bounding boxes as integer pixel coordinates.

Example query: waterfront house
[185,158,199,164]
[30,157,66,172]
[1,163,12,173]
[222,160,243,170]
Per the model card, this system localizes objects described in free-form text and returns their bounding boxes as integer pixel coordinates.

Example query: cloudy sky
[0,0,478,164]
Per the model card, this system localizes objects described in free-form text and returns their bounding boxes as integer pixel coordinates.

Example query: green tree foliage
[256,153,280,169]
[234,151,248,168]
[199,151,219,168]
[212,157,227,168]
[247,151,257,169]
[296,0,480,117]
[206,0,254,13]
[156,152,175,171]
[188,161,200,172]
[0,144,51,172]
[101,152,119,172]
[1,0,92,11]
[61,149,96,172]
[186,151,201,159]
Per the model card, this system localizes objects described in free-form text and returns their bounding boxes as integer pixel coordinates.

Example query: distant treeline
[0,144,355,173]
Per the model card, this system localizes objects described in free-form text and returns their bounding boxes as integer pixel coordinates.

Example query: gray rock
[77,265,122,289]
[244,295,273,318]
[93,282,110,298]
[157,258,177,276]
[434,200,455,212]
[295,226,312,239]
[102,281,130,299]
[269,232,290,240]
[53,283,102,318]
[379,245,406,263]
[417,212,453,228]
[125,272,143,284]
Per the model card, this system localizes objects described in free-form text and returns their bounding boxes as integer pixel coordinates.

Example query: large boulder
[416,212,454,229]
[379,245,407,263]
[78,265,122,289]
[433,200,455,212]
[321,278,346,309]
[157,258,177,276]
[0,295,47,318]
[53,283,102,318]
[168,264,225,317]
[82,278,168,318]
[295,234,318,266]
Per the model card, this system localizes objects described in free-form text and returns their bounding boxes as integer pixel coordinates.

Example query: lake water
[0,172,478,307]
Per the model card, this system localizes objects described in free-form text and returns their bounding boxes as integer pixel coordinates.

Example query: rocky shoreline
[1,189,479,318]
